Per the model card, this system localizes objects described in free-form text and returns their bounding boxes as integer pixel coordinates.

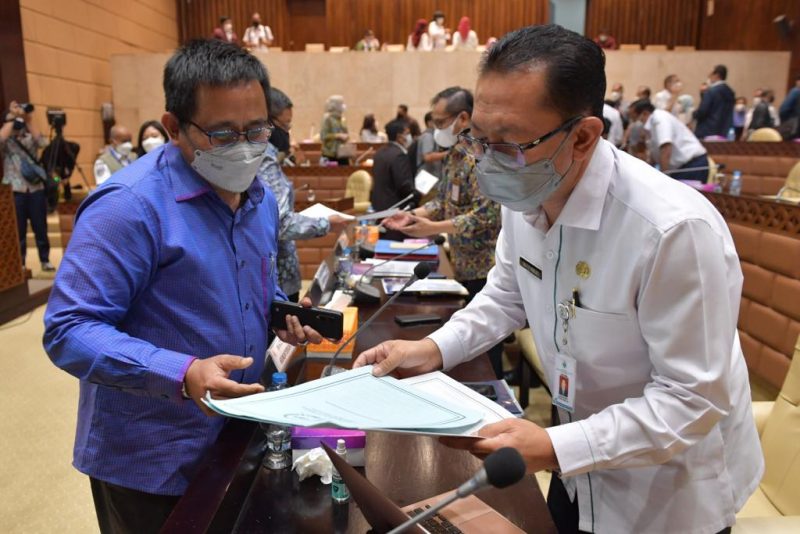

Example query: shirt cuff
[426,323,468,371]
[546,420,597,477]
[144,349,196,402]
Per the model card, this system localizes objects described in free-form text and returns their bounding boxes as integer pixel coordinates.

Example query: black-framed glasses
[188,121,273,147]
[457,115,583,167]
[432,114,457,130]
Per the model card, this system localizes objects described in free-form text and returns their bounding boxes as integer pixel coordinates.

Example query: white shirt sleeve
[427,216,528,369]
[94,158,111,185]
[547,218,739,476]
[651,113,674,147]
[265,25,274,43]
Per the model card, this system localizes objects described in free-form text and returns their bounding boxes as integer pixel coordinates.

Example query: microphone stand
[354,239,439,303]
[322,269,429,377]
[388,494,460,534]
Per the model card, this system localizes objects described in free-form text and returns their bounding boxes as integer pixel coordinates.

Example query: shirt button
[545,250,555,260]
[239,259,246,269]
[244,302,250,311]
[248,344,254,354]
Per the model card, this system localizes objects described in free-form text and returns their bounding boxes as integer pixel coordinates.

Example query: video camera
[47,108,67,131]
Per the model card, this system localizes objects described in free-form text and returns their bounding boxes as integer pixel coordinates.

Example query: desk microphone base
[321,364,348,378]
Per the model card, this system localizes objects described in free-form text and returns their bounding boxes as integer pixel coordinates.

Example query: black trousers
[14,190,50,264]
[461,278,505,379]
[672,154,711,183]
[547,473,732,534]
[90,478,180,534]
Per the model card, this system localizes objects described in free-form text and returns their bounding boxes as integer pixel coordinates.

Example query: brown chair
[345,170,372,214]
[734,335,800,530]
[674,45,697,52]
[305,43,325,53]
[645,44,668,51]
[619,43,642,51]
[776,162,800,202]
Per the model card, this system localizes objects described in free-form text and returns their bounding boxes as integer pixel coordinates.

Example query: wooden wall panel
[585,0,702,48]
[178,0,549,50]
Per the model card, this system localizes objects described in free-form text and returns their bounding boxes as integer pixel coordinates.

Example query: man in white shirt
[242,12,273,51]
[355,24,762,534]
[629,99,710,182]
[428,10,450,50]
[601,102,623,147]
[94,125,136,186]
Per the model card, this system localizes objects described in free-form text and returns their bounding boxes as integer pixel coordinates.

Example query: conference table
[162,247,556,533]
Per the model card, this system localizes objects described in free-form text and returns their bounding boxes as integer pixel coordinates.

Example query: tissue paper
[292,447,333,484]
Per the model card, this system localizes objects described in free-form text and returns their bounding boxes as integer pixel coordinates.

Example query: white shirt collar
[391,141,408,154]
[553,139,614,231]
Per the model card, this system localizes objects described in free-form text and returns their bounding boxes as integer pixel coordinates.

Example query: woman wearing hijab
[452,16,478,51]
[406,19,432,51]
[320,95,350,165]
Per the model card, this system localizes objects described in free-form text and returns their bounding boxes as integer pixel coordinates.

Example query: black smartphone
[394,313,442,327]
[270,301,344,340]
[465,383,498,401]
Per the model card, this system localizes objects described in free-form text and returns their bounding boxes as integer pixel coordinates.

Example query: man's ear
[571,117,604,162]
[161,113,181,142]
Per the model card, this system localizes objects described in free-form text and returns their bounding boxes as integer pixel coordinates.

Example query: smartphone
[270,301,344,340]
[464,383,498,401]
[394,313,442,327]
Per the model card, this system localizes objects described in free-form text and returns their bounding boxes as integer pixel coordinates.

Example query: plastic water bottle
[331,438,350,503]
[730,170,742,196]
[264,372,292,470]
[727,127,736,141]
[336,247,352,288]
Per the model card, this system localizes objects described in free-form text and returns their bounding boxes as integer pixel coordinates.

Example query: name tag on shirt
[519,256,542,279]
[450,184,460,202]
[552,353,577,413]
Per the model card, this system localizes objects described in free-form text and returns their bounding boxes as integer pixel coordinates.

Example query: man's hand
[388,213,443,238]
[328,214,352,235]
[184,355,265,415]
[353,338,443,377]
[439,419,559,473]
[274,297,325,345]
[9,101,24,119]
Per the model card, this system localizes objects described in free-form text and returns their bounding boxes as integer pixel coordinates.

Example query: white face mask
[191,142,265,193]
[476,133,573,213]
[671,81,683,92]
[141,136,165,153]
[752,97,762,106]
[735,104,746,113]
[434,119,459,148]
[610,91,622,102]
[116,141,133,157]
[403,133,413,147]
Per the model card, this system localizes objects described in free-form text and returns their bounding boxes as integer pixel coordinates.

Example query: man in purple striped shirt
[43,40,322,533]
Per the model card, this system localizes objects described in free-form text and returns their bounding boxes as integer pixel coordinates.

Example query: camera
[47,108,67,129]
[21,103,34,114]
[12,118,25,131]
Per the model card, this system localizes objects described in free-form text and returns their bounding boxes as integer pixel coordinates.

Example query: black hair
[431,86,473,116]
[713,64,728,80]
[220,16,231,25]
[479,24,606,120]
[269,87,293,117]
[163,39,270,125]
[630,98,655,115]
[362,113,378,134]
[385,119,408,142]
[135,120,169,157]
[664,74,677,88]
[424,111,434,124]
[433,10,444,19]
[397,104,408,114]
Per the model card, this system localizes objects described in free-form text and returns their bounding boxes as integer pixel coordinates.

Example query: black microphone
[322,262,432,377]
[387,447,526,534]
[354,235,445,304]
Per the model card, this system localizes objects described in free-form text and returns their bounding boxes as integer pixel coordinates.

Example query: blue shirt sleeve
[43,185,195,401]
[779,87,800,122]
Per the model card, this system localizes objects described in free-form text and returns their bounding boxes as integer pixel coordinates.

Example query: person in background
[355,29,380,52]
[653,74,682,114]
[320,95,349,165]
[94,125,136,186]
[594,27,618,49]
[135,120,169,158]
[242,12,273,51]
[356,26,762,534]
[416,111,446,176]
[371,119,418,239]
[260,88,351,302]
[0,101,54,272]
[779,75,800,123]
[694,64,735,139]
[44,40,322,533]
[396,104,421,138]
[211,16,239,46]
[428,10,450,50]
[608,82,629,118]
[360,114,387,143]
[732,97,747,140]
[407,19,432,51]
[384,86,504,378]
[636,85,652,102]
[629,99,710,182]
[603,100,624,147]
[452,16,478,51]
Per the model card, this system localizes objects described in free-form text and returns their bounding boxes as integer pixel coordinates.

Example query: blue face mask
[475,133,573,212]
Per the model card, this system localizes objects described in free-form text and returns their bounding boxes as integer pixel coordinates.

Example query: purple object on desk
[291,427,367,450]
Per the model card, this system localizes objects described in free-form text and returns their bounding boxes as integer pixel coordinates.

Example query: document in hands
[204,366,512,437]
[299,203,355,221]
[415,169,439,195]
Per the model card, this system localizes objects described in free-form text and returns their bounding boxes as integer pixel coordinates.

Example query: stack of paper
[415,169,440,195]
[381,278,469,296]
[363,259,419,277]
[204,366,509,437]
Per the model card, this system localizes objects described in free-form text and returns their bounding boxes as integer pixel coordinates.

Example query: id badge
[552,353,577,413]
[450,184,460,202]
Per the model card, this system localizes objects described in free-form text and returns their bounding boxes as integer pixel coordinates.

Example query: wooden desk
[162,249,556,534]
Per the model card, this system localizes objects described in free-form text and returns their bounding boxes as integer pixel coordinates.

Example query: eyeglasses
[457,116,583,168]
[188,121,273,147]
[431,114,457,130]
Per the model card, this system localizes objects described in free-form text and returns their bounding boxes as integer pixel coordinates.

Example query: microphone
[321,262,432,377]
[354,235,445,304]
[387,447,526,534]
[294,183,309,192]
